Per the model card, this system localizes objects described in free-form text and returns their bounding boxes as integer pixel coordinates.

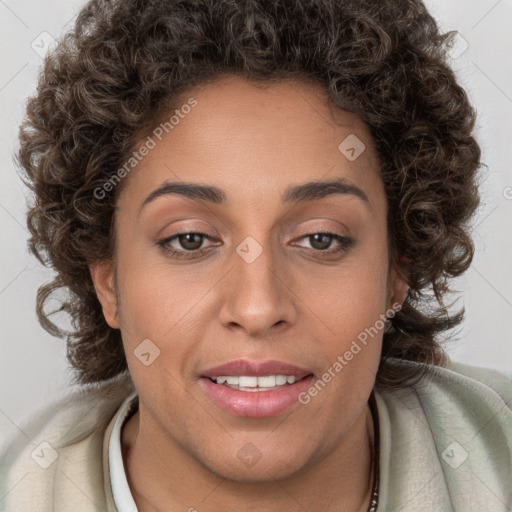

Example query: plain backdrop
[1,0,511,448]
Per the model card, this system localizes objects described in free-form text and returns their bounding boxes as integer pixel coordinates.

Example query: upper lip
[201,359,314,379]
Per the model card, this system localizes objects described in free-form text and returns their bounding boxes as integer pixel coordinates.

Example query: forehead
[117,75,385,214]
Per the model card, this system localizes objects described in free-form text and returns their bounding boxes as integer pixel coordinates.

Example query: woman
[1,0,511,510]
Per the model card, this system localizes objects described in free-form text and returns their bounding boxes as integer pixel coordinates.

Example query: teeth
[257,375,276,387]
[238,376,258,387]
[213,375,298,388]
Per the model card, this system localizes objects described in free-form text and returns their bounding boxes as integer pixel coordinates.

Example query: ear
[387,255,409,312]
[89,261,120,329]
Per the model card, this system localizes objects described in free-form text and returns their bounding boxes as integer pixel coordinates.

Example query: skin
[90,75,408,512]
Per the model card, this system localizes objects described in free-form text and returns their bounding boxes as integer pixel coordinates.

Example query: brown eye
[292,232,354,256]
[176,233,204,251]
[308,233,334,250]
[156,232,218,259]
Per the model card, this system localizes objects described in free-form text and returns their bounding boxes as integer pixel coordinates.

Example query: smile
[199,359,315,417]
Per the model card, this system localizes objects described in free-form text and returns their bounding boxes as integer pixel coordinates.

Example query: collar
[103,390,139,511]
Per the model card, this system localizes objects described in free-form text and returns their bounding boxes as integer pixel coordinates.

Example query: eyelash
[156,231,354,259]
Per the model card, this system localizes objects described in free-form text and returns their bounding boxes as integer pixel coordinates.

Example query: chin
[194,442,314,483]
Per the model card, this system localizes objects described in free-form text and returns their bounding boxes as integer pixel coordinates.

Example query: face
[91,75,407,482]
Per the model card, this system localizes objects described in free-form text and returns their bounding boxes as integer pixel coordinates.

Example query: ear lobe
[388,256,409,311]
[89,261,120,329]
[392,277,409,309]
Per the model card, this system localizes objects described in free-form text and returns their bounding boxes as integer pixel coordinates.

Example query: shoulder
[377,357,512,446]
[0,372,135,512]
[377,356,512,418]
[374,358,512,511]
[446,359,512,404]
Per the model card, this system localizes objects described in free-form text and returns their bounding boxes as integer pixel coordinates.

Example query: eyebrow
[140,177,370,211]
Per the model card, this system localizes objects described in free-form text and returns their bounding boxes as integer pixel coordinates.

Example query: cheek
[114,262,205,397]
[113,226,209,336]
[300,240,389,383]
[305,242,389,331]
[302,260,388,406]
[307,270,387,369]
[116,267,207,346]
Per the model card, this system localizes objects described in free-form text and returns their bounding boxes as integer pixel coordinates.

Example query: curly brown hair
[17,0,481,389]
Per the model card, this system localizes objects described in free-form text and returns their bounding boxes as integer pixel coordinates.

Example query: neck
[122,401,375,512]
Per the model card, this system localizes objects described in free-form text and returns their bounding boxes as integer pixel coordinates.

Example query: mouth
[199,359,315,417]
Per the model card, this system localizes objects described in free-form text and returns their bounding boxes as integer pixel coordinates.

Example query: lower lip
[199,375,315,417]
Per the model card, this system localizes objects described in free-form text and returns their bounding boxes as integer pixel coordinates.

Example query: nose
[218,238,298,338]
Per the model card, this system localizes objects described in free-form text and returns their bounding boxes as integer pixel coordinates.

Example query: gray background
[1,0,511,448]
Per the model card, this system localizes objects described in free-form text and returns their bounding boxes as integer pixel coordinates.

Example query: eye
[292,232,354,255]
[157,232,218,259]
